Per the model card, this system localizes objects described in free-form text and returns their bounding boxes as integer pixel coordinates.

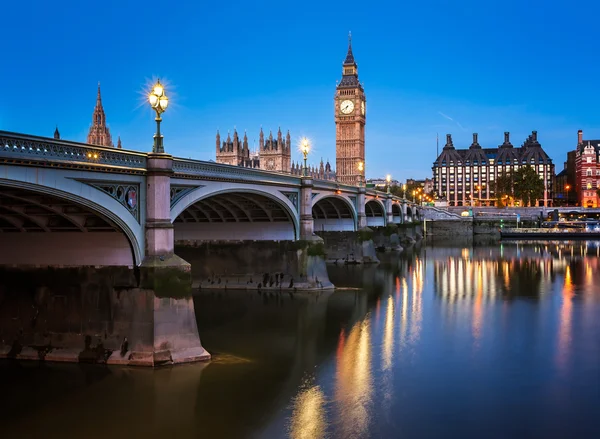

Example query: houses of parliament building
[215,34,367,185]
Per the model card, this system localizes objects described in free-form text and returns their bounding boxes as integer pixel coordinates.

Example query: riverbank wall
[425,217,539,242]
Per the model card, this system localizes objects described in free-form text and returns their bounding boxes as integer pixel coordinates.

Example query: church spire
[344,31,355,65]
[87,82,113,147]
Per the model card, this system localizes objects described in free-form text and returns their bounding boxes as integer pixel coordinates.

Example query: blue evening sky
[2,0,599,180]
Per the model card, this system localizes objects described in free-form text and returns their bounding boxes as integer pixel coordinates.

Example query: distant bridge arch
[311,194,357,232]
[365,198,386,228]
[170,183,300,241]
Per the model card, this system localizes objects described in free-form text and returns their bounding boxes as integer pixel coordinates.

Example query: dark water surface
[1,242,600,438]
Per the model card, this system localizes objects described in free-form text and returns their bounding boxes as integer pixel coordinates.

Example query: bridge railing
[172,158,304,186]
[0,131,147,170]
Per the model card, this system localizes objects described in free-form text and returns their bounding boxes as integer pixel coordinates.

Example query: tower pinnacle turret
[86,83,114,147]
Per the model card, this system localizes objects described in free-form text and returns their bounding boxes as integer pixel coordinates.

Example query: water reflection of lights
[381,296,395,417]
[335,318,373,439]
[289,383,327,439]
[383,296,394,371]
[556,264,574,372]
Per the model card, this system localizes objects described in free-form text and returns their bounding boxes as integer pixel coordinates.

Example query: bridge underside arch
[312,197,356,232]
[174,192,296,241]
[406,206,413,222]
[0,185,135,266]
[392,203,402,224]
[366,200,385,228]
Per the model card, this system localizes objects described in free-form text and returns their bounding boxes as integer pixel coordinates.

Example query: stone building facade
[432,131,555,206]
[215,128,292,172]
[575,129,600,208]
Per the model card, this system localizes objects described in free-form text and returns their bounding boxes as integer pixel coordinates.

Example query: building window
[587,157,593,163]
[587,183,592,189]
[587,170,593,176]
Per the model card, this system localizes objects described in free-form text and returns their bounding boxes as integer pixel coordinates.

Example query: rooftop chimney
[473,133,478,144]
[578,129,583,145]
[504,132,510,144]
[531,130,538,142]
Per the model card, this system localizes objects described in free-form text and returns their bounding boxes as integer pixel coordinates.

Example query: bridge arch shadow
[366,199,386,228]
[312,195,357,232]
[171,186,299,241]
[0,180,141,266]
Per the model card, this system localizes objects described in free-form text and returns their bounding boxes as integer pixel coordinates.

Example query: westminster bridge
[0,130,421,367]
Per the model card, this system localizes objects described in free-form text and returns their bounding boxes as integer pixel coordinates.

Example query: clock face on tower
[340,100,354,114]
[361,101,365,115]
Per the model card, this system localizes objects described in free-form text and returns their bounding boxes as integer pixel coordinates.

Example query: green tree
[513,166,544,207]
[494,173,513,207]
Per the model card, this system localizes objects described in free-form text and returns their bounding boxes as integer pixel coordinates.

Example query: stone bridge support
[358,187,367,228]
[402,200,410,223]
[300,177,314,239]
[133,153,209,366]
[385,194,393,226]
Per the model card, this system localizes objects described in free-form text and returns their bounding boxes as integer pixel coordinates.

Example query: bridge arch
[406,205,414,222]
[0,179,143,266]
[365,198,386,228]
[171,184,299,241]
[392,203,402,224]
[312,194,357,232]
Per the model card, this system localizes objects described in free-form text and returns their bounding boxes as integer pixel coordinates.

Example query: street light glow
[148,79,169,114]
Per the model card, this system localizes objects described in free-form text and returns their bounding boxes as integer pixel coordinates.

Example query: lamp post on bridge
[148,80,169,153]
[403,183,407,200]
[300,138,310,177]
[358,161,364,187]
[386,174,391,194]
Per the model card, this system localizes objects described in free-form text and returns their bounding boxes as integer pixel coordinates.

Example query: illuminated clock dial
[340,100,354,114]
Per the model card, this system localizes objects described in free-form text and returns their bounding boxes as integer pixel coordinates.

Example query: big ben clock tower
[335,33,366,185]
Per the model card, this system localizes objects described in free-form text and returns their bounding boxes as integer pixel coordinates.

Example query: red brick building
[575,129,600,208]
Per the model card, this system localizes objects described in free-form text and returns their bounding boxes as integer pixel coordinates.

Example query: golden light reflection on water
[289,384,327,439]
[335,318,373,439]
[381,295,395,416]
[556,264,574,372]
[383,296,394,371]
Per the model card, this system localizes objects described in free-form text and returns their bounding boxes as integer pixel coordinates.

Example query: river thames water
[1,241,599,438]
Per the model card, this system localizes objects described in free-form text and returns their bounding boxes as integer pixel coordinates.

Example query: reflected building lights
[289,384,328,439]
[556,264,574,372]
[335,318,373,439]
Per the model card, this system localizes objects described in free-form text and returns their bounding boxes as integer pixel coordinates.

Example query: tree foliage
[513,166,544,207]
[494,173,514,206]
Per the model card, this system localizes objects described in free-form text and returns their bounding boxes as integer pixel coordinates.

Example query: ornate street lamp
[403,183,407,199]
[386,174,391,194]
[565,184,571,207]
[148,79,169,153]
[358,161,364,187]
[300,137,310,177]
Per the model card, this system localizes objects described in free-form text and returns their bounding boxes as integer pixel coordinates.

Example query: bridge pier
[300,177,316,240]
[385,194,393,226]
[357,187,367,228]
[136,153,209,366]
